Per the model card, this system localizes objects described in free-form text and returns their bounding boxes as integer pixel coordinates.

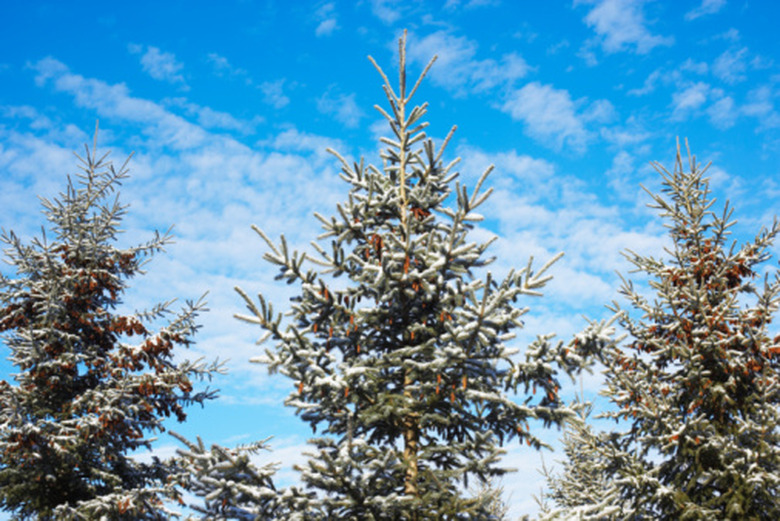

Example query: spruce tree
[185,32,612,520]
[0,129,220,519]
[545,141,780,519]
[469,477,511,520]
[169,432,289,519]
[537,405,618,520]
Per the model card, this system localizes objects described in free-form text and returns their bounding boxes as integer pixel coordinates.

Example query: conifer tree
[544,141,780,520]
[0,129,220,520]
[469,477,511,520]
[169,432,290,519]
[183,32,613,520]
[537,405,617,520]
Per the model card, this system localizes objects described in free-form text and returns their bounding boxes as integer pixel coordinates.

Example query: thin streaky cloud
[314,2,339,36]
[685,0,727,21]
[207,52,250,82]
[31,58,209,150]
[164,97,262,134]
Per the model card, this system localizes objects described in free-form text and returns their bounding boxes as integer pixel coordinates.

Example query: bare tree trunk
[403,369,420,521]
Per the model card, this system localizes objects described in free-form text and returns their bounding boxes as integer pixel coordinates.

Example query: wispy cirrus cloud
[206,53,290,109]
[443,0,500,9]
[260,79,291,109]
[316,86,364,128]
[164,97,263,134]
[575,0,674,57]
[706,95,737,128]
[314,2,339,37]
[741,85,780,130]
[128,44,188,88]
[671,81,712,119]
[32,57,207,149]
[406,30,530,96]
[501,82,613,153]
[207,52,250,81]
[369,0,403,24]
[712,47,749,84]
[684,0,727,21]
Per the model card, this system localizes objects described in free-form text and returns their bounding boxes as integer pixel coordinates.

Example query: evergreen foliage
[181,32,614,520]
[543,141,780,520]
[170,432,290,520]
[469,477,511,520]
[0,129,220,519]
[539,404,614,519]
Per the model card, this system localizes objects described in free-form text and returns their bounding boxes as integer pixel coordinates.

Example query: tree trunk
[403,369,420,521]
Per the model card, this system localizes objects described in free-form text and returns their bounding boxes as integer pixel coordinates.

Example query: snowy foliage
[0,129,221,519]
[169,431,297,520]
[179,32,614,520]
[543,141,780,520]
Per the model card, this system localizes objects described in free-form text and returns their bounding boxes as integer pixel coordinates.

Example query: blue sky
[1,0,779,517]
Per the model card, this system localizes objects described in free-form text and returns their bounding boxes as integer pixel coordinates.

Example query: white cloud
[628,68,662,96]
[32,57,208,149]
[265,127,346,158]
[369,0,402,24]
[444,0,500,9]
[707,95,737,128]
[741,86,780,129]
[314,3,339,37]
[0,104,55,131]
[684,0,727,21]
[716,27,741,42]
[705,164,743,198]
[546,39,570,55]
[0,130,85,239]
[456,145,557,194]
[128,44,187,87]
[206,52,250,83]
[575,0,674,55]
[206,52,231,73]
[260,79,290,109]
[501,82,591,152]
[600,120,652,148]
[19,57,350,395]
[316,87,364,128]
[671,81,711,119]
[454,144,664,295]
[606,149,635,190]
[206,54,288,108]
[316,18,338,37]
[679,58,709,75]
[712,47,748,84]
[406,31,529,96]
[582,99,617,123]
[165,97,261,134]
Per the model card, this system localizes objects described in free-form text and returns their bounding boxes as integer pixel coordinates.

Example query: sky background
[1,0,779,517]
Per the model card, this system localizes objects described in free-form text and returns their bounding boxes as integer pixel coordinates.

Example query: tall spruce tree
[177,32,613,520]
[0,129,220,519]
[543,141,780,520]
